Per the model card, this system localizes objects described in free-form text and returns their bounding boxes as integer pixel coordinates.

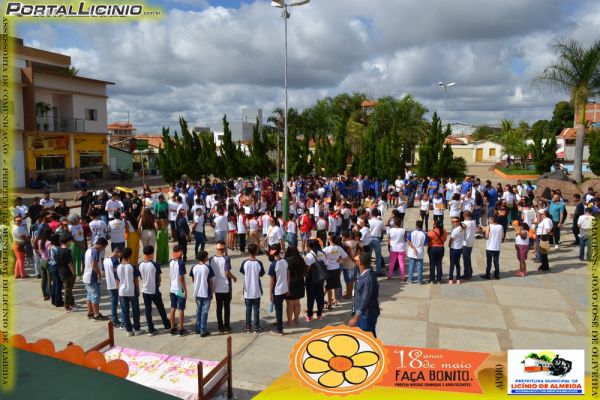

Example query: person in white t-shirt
[105,194,124,220]
[103,247,122,327]
[108,212,126,252]
[482,216,503,280]
[323,236,349,309]
[369,210,385,275]
[432,192,445,227]
[406,220,427,284]
[168,245,188,337]
[240,244,265,332]
[138,245,171,335]
[535,210,553,271]
[212,207,228,244]
[387,219,407,280]
[115,247,142,336]
[577,208,594,261]
[89,210,108,246]
[237,209,247,253]
[190,250,214,337]
[448,217,465,284]
[268,244,289,335]
[419,194,430,231]
[461,211,476,280]
[514,222,530,277]
[210,242,237,334]
[192,207,206,259]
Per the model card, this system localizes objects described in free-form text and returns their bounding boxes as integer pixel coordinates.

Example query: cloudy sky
[15,0,600,133]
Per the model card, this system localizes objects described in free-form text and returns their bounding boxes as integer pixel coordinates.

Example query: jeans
[388,251,405,279]
[215,230,227,244]
[120,296,141,332]
[40,260,50,297]
[33,252,41,276]
[245,298,261,328]
[195,297,211,334]
[370,237,382,273]
[551,220,561,245]
[238,233,246,253]
[273,294,285,331]
[472,208,482,226]
[109,289,120,324]
[485,250,500,278]
[449,248,462,280]
[428,246,444,282]
[306,281,324,318]
[177,238,188,261]
[111,242,125,252]
[535,236,541,261]
[408,258,424,283]
[462,246,473,278]
[143,292,170,331]
[420,211,429,231]
[357,313,378,338]
[579,237,591,261]
[286,233,298,247]
[215,292,231,331]
[194,231,206,258]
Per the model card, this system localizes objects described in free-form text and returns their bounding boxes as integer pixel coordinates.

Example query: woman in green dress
[155,211,169,264]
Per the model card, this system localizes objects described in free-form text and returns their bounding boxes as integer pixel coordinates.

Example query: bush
[447,157,467,179]
[590,129,600,176]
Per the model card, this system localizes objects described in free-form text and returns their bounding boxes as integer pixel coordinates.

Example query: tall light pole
[272,0,310,220]
[438,81,456,127]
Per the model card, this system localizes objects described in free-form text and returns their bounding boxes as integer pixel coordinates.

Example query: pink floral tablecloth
[104,346,220,400]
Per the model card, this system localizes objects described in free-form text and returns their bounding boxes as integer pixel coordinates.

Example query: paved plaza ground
[11,169,590,398]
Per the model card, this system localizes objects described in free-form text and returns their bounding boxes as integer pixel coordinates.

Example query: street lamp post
[438,81,456,127]
[272,0,310,221]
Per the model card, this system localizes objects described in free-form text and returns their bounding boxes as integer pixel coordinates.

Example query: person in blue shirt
[548,194,567,248]
[486,181,498,217]
[362,176,371,197]
[428,178,439,199]
[348,251,380,338]
[461,176,473,195]
[374,178,381,199]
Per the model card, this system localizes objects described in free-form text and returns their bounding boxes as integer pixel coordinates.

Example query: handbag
[539,236,550,253]
[309,251,327,285]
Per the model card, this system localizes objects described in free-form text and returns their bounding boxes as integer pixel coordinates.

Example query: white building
[211,108,262,142]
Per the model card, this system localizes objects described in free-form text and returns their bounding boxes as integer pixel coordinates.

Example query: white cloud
[16,0,600,132]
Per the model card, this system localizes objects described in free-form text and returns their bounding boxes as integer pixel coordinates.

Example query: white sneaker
[554,244,559,250]
[135,329,144,336]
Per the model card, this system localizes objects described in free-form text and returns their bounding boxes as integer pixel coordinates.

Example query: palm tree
[534,37,600,182]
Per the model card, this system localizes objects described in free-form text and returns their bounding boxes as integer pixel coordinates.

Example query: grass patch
[498,167,538,175]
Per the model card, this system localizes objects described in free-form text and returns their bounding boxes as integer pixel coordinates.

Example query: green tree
[530,121,558,174]
[156,126,182,184]
[417,112,445,177]
[500,120,531,169]
[589,128,600,176]
[246,121,273,177]
[535,37,600,183]
[550,101,575,135]
[219,115,249,178]
[473,125,499,141]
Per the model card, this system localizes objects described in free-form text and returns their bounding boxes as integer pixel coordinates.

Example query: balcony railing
[36,116,85,132]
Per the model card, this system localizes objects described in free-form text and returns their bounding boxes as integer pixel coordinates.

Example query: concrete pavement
[11,192,588,398]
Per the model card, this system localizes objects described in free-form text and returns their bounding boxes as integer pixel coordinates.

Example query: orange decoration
[84,351,107,370]
[61,345,85,366]
[32,339,55,356]
[9,334,27,349]
[102,359,129,378]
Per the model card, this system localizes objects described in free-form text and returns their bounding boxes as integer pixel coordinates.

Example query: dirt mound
[580,179,600,194]
[534,178,582,201]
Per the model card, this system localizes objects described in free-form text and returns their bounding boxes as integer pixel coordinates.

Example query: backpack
[309,251,327,285]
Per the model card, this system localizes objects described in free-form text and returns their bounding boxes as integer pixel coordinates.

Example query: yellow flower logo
[291,326,386,395]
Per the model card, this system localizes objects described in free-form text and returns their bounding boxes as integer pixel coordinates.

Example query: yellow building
[13,38,114,187]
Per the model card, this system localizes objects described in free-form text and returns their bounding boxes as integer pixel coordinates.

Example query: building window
[36,156,66,171]
[80,152,103,169]
[489,148,496,157]
[85,109,98,121]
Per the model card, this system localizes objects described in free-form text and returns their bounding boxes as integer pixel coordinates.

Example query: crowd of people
[10,173,599,338]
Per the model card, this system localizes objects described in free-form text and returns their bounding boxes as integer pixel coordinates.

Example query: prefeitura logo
[507,350,584,395]
[290,326,387,396]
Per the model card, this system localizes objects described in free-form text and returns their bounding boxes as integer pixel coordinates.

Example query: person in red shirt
[299,209,313,254]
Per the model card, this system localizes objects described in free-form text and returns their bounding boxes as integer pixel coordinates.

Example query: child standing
[169,245,189,336]
[268,243,289,336]
[406,220,427,284]
[190,250,214,337]
[103,247,122,327]
[116,247,143,336]
[240,244,265,333]
[139,246,171,336]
